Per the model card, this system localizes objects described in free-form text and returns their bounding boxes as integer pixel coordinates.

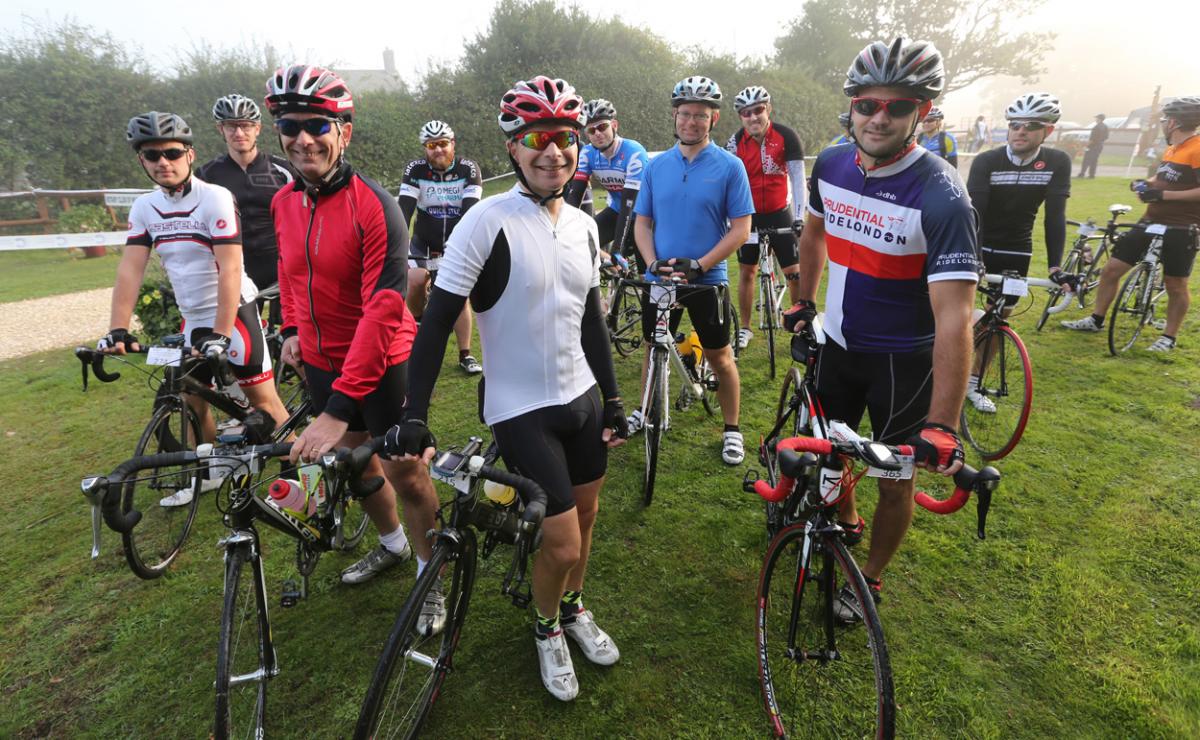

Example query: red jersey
[726,122,804,213]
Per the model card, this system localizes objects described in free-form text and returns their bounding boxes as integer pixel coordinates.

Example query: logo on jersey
[216,219,228,229]
[935,171,964,200]
[875,191,897,201]
[1033,161,1046,170]
[626,155,644,181]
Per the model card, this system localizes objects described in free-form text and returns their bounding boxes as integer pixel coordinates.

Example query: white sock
[379,526,409,555]
[416,557,428,579]
[967,374,980,391]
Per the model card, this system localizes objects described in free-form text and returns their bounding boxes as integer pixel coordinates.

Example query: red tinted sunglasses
[739,105,767,118]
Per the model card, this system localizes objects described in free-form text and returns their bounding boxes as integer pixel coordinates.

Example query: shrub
[135,263,182,341]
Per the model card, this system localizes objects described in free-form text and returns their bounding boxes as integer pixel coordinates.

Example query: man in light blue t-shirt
[631,75,754,465]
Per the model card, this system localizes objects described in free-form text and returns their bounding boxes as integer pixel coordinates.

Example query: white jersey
[126,177,258,328]
[437,185,601,424]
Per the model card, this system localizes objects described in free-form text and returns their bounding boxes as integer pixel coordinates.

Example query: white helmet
[734,86,771,111]
[419,120,455,143]
[671,76,722,108]
[1005,92,1061,123]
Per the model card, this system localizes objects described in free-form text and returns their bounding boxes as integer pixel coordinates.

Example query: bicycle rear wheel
[1036,249,1082,331]
[273,354,309,419]
[642,351,666,507]
[355,530,476,740]
[333,492,370,552]
[764,273,778,379]
[608,282,643,358]
[214,544,273,740]
[756,524,894,739]
[1078,239,1110,309]
[961,324,1033,460]
[1108,262,1153,355]
[121,400,203,579]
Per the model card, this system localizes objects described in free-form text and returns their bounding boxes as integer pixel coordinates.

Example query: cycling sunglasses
[274,118,337,138]
[424,139,453,150]
[515,130,580,151]
[739,105,767,118]
[139,147,190,162]
[1008,121,1047,132]
[850,97,922,118]
[585,121,611,136]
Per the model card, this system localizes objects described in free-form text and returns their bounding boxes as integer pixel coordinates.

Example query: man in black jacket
[1078,113,1109,178]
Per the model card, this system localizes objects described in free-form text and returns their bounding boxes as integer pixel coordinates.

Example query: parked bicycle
[256,282,308,413]
[746,225,798,379]
[354,435,548,739]
[600,254,643,358]
[81,437,374,738]
[1107,223,1196,355]
[1036,204,1133,330]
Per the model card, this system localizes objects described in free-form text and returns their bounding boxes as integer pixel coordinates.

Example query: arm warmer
[401,286,466,421]
[613,186,638,249]
[564,180,588,208]
[461,196,479,215]
[580,286,620,401]
[398,195,417,226]
[1044,193,1068,270]
[787,160,807,219]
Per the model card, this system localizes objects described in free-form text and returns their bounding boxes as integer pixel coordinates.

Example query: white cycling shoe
[722,431,745,465]
[965,377,996,414]
[563,610,620,666]
[159,477,224,507]
[536,630,579,701]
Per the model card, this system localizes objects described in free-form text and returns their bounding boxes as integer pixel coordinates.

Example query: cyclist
[565,98,650,266]
[398,120,484,375]
[826,111,852,148]
[726,85,805,350]
[1062,96,1200,351]
[387,76,628,702]
[786,38,979,621]
[196,94,294,300]
[265,65,440,596]
[103,111,291,506]
[630,75,753,465]
[916,106,958,168]
[966,92,1072,411]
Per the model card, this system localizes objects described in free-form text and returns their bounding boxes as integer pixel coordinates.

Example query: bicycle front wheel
[355,530,477,740]
[1078,239,1110,309]
[756,524,894,739]
[765,274,778,379]
[121,400,203,579]
[608,282,643,358]
[961,324,1033,460]
[333,491,370,552]
[214,545,273,740]
[1108,262,1153,355]
[642,351,666,507]
[1036,249,1082,331]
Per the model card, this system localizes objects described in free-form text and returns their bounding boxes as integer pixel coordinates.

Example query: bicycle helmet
[1161,96,1200,127]
[212,94,261,122]
[924,106,945,121]
[838,111,851,130]
[844,37,944,101]
[734,86,771,111]
[264,65,354,121]
[498,76,585,135]
[126,112,193,150]
[584,99,616,124]
[671,76,722,108]
[1005,92,1061,123]
[419,120,455,143]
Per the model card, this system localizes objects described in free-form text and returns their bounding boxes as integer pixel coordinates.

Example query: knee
[541,536,581,571]
[382,458,430,497]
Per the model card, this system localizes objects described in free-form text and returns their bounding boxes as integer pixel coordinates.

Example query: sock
[379,526,409,555]
[968,374,980,389]
[1090,313,1105,327]
[560,590,584,623]
[1162,335,1176,344]
[535,609,561,639]
[459,349,471,361]
[416,556,427,579]
[724,424,740,434]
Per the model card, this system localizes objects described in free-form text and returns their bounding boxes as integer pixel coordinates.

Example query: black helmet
[844,37,945,101]
[1161,96,1200,127]
[126,112,193,150]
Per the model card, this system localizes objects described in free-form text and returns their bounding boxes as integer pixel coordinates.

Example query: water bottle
[268,479,315,519]
[675,332,696,371]
[483,480,517,508]
[817,465,844,505]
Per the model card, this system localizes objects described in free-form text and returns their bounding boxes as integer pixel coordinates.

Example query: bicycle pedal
[281,579,302,608]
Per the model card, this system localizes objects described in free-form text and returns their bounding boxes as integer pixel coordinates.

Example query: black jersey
[195,151,294,287]
[967,145,1071,252]
[397,158,484,251]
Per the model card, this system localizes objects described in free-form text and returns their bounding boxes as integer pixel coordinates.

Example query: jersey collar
[161,177,194,200]
[1005,144,1042,167]
[855,143,922,177]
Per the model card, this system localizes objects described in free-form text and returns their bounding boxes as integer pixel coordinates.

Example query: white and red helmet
[265,65,355,121]
[498,76,585,136]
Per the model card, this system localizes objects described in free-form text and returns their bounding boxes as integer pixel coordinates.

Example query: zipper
[302,195,331,370]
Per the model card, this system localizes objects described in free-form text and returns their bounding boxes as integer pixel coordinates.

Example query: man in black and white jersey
[967,92,1072,411]
[398,120,484,375]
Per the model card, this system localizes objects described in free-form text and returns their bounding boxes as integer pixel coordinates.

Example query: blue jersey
[634,142,754,286]
[808,145,978,353]
[574,137,649,212]
[917,131,958,162]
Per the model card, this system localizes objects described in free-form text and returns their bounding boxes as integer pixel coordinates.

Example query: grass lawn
[2,177,1198,737]
[0,247,124,303]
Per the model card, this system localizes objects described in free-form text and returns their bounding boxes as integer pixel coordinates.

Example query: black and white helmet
[924,106,945,121]
[212,94,261,122]
[584,99,616,124]
[838,111,851,130]
[734,86,771,111]
[672,76,722,108]
[126,111,193,150]
[419,120,455,143]
[1161,96,1200,127]
[1005,92,1061,123]
[844,37,945,101]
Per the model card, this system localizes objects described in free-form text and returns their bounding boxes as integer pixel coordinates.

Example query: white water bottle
[817,465,843,505]
[268,479,314,519]
[483,480,517,508]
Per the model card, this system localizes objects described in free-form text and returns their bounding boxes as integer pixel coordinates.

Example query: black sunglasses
[850,97,921,118]
[275,118,337,137]
[140,147,190,162]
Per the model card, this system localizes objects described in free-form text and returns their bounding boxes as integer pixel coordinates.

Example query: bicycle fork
[219,532,280,686]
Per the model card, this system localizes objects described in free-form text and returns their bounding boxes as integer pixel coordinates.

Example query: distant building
[339,49,407,94]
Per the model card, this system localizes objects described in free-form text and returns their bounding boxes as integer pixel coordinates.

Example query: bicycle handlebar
[75,346,139,389]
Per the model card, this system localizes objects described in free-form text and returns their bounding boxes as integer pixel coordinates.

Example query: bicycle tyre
[698,355,717,417]
[765,273,778,379]
[961,324,1033,461]
[1108,262,1152,355]
[121,400,203,579]
[1035,249,1082,331]
[355,530,477,740]
[642,350,666,507]
[273,353,309,418]
[333,491,371,552]
[756,524,894,739]
[1078,238,1111,310]
[609,282,643,358]
[764,368,805,536]
[214,545,272,739]
[729,302,742,363]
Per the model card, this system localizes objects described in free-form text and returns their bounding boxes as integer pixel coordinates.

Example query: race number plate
[145,346,181,366]
[866,454,915,480]
[1002,277,1029,297]
[1145,223,1167,235]
[1077,222,1096,237]
[745,232,760,245]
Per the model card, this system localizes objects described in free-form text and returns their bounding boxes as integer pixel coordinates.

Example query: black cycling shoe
[838,517,866,547]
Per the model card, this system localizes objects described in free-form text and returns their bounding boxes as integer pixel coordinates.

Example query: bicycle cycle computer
[433,450,470,477]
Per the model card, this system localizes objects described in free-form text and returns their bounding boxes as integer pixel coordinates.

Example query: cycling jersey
[397,157,483,251]
[195,152,293,288]
[826,135,852,149]
[726,123,805,216]
[1144,134,1200,226]
[434,186,602,424]
[808,145,979,353]
[968,145,1072,258]
[272,163,417,421]
[917,131,958,167]
[573,136,649,213]
[126,177,257,328]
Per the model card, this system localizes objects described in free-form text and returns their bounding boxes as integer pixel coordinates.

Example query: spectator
[1078,113,1109,178]
[970,115,990,152]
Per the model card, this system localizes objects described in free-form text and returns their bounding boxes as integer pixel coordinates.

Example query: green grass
[2,177,1199,737]
[0,247,124,303]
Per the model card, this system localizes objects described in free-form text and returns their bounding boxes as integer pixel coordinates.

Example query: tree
[775,0,1054,94]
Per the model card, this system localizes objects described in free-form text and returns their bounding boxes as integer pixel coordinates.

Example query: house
[338,49,407,94]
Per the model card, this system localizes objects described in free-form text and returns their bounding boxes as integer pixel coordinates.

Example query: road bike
[354,435,548,739]
[1107,223,1196,355]
[256,282,309,414]
[600,254,643,357]
[1036,204,1133,330]
[745,225,798,379]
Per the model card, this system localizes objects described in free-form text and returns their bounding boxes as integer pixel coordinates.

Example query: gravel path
[1,288,113,361]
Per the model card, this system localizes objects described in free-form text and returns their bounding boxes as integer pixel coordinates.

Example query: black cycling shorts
[595,208,636,253]
[243,249,278,295]
[1110,224,1198,278]
[979,246,1032,277]
[490,387,607,517]
[184,301,273,388]
[738,208,798,268]
[408,234,444,271]
[640,284,731,350]
[813,340,933,445]
[304,361,407,435]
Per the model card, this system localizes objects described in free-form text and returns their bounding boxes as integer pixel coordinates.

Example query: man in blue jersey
[566,99,649,265]
[631,76,754,465]
[917,107,958,168]
[786,38,979,621]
